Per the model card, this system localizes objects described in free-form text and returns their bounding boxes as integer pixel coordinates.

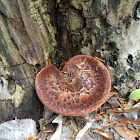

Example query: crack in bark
[18,77,34,81]
[0,9,21,25]
[9,62,26,68]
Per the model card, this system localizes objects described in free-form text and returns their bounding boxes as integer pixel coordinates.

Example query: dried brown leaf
[108,92,118,99]
[81,117,92,121]
[107,97,119,108]
[124,98,135,110]
[114,122,138,140]
[106,108,124,116]
[95,114,104,121]
[114,116,140,140]
[121,116,140,126]
[132,102,140,109]
[92,129,115,140]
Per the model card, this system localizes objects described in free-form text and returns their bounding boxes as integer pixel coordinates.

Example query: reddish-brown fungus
[35,55,111,116]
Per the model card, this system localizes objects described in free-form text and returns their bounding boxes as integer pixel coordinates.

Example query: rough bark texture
[0,0,140,121]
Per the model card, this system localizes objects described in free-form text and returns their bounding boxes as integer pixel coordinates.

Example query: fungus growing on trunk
[35,55,111,116]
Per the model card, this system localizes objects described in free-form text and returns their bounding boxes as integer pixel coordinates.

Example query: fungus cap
[35,55,111,116]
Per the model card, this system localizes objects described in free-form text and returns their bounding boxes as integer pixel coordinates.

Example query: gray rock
[0,119,37,140]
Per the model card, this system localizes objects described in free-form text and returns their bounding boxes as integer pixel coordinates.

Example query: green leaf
[43,126,46,130]
[128,89,140,100]
[78,66,82,69]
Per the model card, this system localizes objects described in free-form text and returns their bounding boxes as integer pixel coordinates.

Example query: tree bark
[0,0,140,121]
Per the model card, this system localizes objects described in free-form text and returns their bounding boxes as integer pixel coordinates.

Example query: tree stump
[0,0,140,121]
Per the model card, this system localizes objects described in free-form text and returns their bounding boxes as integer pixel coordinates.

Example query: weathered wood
[0,0,140,121]
[0,0,57,121]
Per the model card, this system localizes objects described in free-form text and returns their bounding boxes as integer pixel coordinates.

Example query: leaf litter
[31,89,139,140]
[1,89,139,140]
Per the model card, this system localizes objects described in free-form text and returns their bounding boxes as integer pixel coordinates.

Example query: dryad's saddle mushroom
[35,55,111,116]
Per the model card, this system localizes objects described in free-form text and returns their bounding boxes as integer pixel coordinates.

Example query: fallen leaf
[95,114,104,121]
[132,102,140,109]
[114,123,138,140]
[124,109,139,120]
[108,92,118,98]
[107,96,119,108]
[92,129,115,140]
[129,89,140,101]
[122,115,140,125]
[106,108,125,116]
[114,116,140,140]
[106,102,139,117]
[127,121,140,133]
[124,98,135,110]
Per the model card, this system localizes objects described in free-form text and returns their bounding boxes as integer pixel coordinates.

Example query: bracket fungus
[35,55,111,116]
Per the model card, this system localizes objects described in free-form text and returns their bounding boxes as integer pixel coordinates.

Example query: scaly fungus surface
[35,55,111,116]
